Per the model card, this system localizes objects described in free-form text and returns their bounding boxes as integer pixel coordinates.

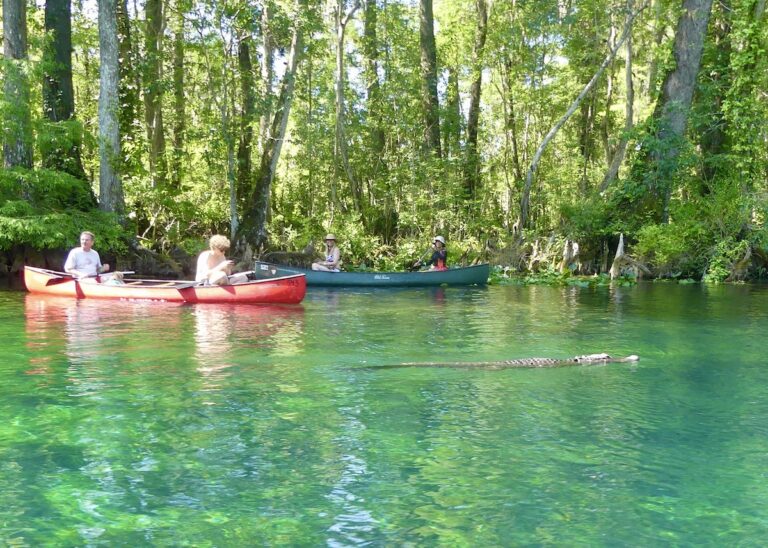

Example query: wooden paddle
[177,270,256,291]
[45,270,135,286]
[408,248,432,271]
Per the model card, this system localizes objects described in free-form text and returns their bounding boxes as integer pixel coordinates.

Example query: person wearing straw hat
[414,236,448,271]
[312,234,342,272]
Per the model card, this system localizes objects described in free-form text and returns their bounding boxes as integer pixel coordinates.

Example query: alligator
[379,353,639,370]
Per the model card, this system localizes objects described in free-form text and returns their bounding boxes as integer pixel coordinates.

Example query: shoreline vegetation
[1,1,766,285]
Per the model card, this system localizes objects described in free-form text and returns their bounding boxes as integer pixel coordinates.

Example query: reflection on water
[191,304,306,395]
[193,305,235,384]
[24,294,187,396]
[3,284,768,544]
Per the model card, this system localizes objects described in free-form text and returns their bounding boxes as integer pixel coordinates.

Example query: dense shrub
[0,168,127,254]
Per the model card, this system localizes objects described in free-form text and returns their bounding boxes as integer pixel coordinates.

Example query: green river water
[1,282,767,545]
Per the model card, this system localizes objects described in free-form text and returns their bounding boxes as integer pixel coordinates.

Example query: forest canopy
[1,0,766,280]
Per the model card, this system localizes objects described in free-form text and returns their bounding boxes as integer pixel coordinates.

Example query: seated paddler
[195,234,249,286]
[311,233,342,272]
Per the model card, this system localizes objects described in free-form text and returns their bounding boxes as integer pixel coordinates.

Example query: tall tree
[464,0,488,199]
[419,0,441,157]
[646,0,667,97]
[519,0,648,231]
[236,31,256,205]
[98,0,125,214]
[170,0,186,188]
[720,0,767,184]
[443,66,461,159]
[42,0,86,178]
[334,0,362,213]
[117,0,141,167]
[259,1,275,151]
[144,0,167,186]
[601,0,636,191]
[500,55,524,187]
[238,18,304,253]
[3,0,33,169]
[362,0,385,167]
[649,0,714,222]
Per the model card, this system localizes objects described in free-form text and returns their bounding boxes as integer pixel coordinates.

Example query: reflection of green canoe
[253,261,490,287]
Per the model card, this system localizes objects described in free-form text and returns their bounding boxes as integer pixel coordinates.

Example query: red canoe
[23,266,306,304]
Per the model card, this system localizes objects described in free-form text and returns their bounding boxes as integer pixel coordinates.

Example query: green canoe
[252,261,490,287]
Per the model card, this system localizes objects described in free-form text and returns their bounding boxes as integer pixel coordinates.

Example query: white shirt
[195,251,229,283]
[64,248,102,277]
[195,251,212,282]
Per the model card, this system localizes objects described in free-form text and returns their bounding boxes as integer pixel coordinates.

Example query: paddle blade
[45,275,76,286]
[44,272,103,286]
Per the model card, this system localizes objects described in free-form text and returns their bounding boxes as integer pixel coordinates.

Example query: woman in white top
[196,234,248,285]
[311,234,341,272]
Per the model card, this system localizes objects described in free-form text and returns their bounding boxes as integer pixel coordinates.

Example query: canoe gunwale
[254,261,489,287]
[23,266,306,304]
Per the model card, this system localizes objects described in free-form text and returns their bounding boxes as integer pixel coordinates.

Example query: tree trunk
[651,0,714,222]
[226,71,237,239]
[697,0,730,187]
[335,0,362,213]
[518,0,648,232]
[419,0,441,157]
[238,26,303,253]
[600,22,617,166]
[98,0,125,214]
[3,0,33,169]
[464,0,488,199]
[646,0,666,97]
[721,0,765,190]
[259,3,275,151]
[363,0,385,167]
[502,55,523,185]
[42,0,86,179]
[610,233,652,278]
[170,0,185,188]
[144,0,166,187]
[577,96,597,190]
[236,35,256,205]
[443,65,461,159]
[117,0,140,163]
[600,0,635,192]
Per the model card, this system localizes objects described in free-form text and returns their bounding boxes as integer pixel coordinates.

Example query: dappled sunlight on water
[1,282,768,544]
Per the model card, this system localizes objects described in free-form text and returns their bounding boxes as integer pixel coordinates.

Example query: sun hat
[325,233,337,241]
[434,235,446,244]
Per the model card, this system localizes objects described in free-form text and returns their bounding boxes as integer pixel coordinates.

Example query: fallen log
[378,353,639,370]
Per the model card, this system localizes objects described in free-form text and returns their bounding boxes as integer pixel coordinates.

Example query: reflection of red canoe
[24,266,306,304]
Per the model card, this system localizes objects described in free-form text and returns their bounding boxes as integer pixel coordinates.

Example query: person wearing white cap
[312,233,342,272]
[414,236,448,271]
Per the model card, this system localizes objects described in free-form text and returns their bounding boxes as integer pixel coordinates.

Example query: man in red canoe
[195,234,249,286]
[64,231,111,278]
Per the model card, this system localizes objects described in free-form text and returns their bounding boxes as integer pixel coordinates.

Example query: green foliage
[634,222,706,278]
[702,238,750,284]
[558,197,613,248]
[0,168,94,211]
[0,210,125,253]
[490,266,635,287]
[36,119,85,168]
[0,168,126,254]
[132,184,226,250]
[2,0,767,282]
